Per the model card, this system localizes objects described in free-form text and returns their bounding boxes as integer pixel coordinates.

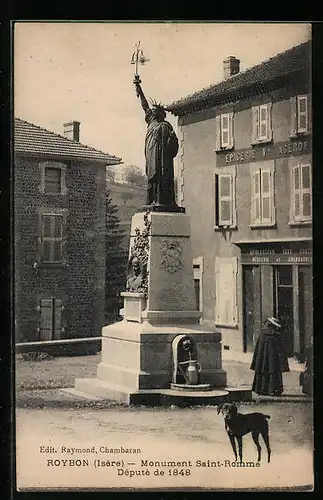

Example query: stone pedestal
[74,210,227,405]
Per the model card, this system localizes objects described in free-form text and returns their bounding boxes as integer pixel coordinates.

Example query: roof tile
[167,40,311,115]
[14,118,122,164]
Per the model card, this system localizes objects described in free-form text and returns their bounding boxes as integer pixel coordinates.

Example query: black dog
[217,403,271,463]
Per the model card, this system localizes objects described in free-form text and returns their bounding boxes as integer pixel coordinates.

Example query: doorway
[242,266,261,353]
[298,265,313,358]
[273,266,294,356]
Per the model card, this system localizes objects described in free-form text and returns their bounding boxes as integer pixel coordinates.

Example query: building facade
[14,118,121,346]
[168,41,312,358]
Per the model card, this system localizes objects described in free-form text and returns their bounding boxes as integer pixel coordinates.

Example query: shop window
[290,95,309,136]
[290,163,312,223]
[250,164,275,227]
[251,103,273,144]
[38,298,63,340]
[215,112,234,150]
[41,214,63,263]
[214,170,237,228]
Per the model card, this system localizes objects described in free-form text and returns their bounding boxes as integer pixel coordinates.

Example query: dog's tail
[265,415,271,420]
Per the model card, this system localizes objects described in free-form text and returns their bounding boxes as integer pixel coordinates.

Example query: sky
[14,22,311,173]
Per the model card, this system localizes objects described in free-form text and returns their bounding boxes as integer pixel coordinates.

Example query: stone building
[168,40,312,358]
[14,118,121,348]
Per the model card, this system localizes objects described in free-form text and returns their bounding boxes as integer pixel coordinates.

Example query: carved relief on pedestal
[160,239,183,273]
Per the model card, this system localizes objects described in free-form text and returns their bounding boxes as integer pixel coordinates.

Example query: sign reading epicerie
[217,137,310,167]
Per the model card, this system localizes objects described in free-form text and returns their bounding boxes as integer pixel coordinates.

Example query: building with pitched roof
[167,40,312,358]
[14,118,122,350]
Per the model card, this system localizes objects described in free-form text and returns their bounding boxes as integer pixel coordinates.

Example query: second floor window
[251,166,275,226]
[215,112,234,150]
[252,103,273,144]
[41,214,63,263]
[291,95,309,136]
[45,167,62,193]
[40,161,67,195]
[215,171,236,228]
[290,163,312,223]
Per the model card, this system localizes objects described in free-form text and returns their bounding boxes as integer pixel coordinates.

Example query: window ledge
[251,139,273,147]
[289,132,310,139]
[213,225,237,231]
[288,220,312,227]
[40,191,67,196]
[215,146,234,153]
[249,223,276,229]
[35,262,68,270]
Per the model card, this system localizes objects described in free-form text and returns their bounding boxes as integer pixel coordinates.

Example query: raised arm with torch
[131,42,179,207]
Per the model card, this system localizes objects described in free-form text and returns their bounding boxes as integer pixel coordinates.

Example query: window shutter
[251,106,259,144]
[290,96,298,137]
[292,164,301,220]
[232,167,237,227]
[297,95,309,133]
[259,105,268,140]
[260,169,272,223]
[214,174,219,226]
[301,164,312,219]
[218,174,233,226]
[215,115,221,150]
[266,102,273,141]
[215,257,238,325]
[251,170,261,223]
[54,299,62,339]
[40,299,53,340]
[228,112,234,149]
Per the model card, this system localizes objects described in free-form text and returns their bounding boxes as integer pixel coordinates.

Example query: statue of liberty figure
[133,75,179,207]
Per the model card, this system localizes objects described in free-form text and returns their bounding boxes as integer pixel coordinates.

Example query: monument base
[72,209,252,405]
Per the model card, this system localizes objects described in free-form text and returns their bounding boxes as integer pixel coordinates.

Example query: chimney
[223,56,240,79]
[63,121,80,141]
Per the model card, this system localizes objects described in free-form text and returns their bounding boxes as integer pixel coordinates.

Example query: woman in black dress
[250,317,290,396]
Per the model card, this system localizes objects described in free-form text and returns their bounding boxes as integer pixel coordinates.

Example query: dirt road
[16,402,313,491]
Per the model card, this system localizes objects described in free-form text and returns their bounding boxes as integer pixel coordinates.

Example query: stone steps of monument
[71,377,252,406]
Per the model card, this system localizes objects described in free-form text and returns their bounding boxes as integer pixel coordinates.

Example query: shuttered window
[291,163,312,222]
[252,103,273,144]
[41,214,63,263]
[215,257,238,326]
[251,166,275,226]
[39,298,63,340]
[215,112,234,150]
[45,167,62,193]
[290,95,309,136]
[215,171,236,228]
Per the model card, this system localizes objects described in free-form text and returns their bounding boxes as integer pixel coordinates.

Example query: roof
[14,118,122,164]
[167,40,311,116]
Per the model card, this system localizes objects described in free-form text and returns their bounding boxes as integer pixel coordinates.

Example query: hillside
[106,181,147,251]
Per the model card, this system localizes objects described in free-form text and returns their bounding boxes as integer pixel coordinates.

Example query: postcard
[14,21,313,492]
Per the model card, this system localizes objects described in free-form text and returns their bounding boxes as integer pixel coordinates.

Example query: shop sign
[241,248,312,265]
[217,137,311,167]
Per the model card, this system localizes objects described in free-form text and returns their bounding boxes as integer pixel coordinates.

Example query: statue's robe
[145,109,179,206]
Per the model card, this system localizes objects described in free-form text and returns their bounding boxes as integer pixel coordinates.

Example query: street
[16,402,313,491]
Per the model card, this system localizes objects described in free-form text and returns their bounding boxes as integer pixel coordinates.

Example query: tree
[105,190,127,324]
[106,168,116,183]
[122,165,147,187]
[120,191,134,205]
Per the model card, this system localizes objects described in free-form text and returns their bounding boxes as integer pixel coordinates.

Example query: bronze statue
[133,75,179,207]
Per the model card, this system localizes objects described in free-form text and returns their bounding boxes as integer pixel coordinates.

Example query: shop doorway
[273,266,294,356]
[298,265,313,358]
[242,266,261,353]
